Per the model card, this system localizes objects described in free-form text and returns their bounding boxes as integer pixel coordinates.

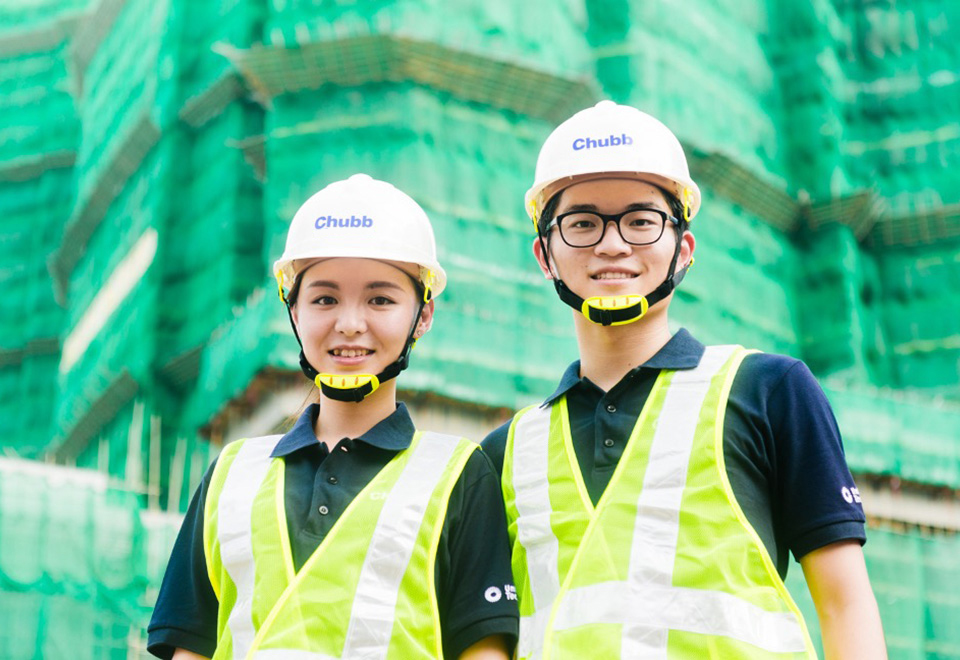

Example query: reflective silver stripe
[554,581,807,654]
[217,436,282,659]
[254,651,336,660]
[511,406,558,660]
[621,345,735,657]
[340,432,463,659]
[519,609,555,660]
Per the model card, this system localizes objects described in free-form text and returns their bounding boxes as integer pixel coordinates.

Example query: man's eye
[566,215,600,229]
[627,213,660,227]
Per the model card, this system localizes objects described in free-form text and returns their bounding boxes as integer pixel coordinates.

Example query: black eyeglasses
[546,208,679,248]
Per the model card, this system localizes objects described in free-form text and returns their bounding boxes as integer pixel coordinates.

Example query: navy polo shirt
[482,329,866,578]
[149,403,518,659]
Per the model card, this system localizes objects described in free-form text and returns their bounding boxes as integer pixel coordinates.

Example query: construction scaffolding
[1,0,959,656]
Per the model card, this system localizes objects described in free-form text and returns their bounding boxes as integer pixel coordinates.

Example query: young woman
[149,174,518,659]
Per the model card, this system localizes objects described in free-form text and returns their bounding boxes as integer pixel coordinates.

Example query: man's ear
[532,236,554,279]
[679,230,695,269]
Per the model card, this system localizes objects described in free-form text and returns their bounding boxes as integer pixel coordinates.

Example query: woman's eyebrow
[305,280,339,290]
[365,281,406,291]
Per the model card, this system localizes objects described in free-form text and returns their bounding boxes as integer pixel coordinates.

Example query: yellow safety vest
[203,430,477,659]
[502,345,817,659]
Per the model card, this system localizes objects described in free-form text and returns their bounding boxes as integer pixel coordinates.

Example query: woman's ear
[414,299,435,339]
[289,301,300,330]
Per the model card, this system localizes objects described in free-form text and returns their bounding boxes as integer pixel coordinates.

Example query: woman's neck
[313,382,399,449]
[573,307,673,392]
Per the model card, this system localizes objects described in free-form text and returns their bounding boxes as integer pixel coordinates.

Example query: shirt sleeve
[480,419,512,477]
[147,460,220,659]
[759,355,867,560]
[436,449,519,658]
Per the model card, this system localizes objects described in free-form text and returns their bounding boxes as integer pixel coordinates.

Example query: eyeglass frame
[544,206,682,248]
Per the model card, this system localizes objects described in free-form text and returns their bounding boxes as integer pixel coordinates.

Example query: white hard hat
[525,100,701,223]
[273,173,447,299]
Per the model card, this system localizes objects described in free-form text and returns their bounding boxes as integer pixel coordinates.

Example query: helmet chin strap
[537,231,691,327]
[284,286,430,403]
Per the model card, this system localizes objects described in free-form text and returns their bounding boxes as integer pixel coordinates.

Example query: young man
[482,101,886,659]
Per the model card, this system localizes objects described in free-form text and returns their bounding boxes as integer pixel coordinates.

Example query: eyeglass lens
[558,210,666,247]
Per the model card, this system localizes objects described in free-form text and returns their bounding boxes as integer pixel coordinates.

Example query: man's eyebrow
[560,201,666,213]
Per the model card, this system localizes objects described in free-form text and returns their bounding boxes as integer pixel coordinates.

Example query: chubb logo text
[315,215,374,229]
[572,134,634,151]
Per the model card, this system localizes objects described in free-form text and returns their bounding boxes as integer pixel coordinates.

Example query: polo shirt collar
[270,402,416,457]
[542,327,706,406]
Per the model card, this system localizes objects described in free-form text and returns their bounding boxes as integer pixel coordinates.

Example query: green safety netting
[0,3,86,458]
[51,140,172,460]
[783,526,960,659]
[793,223,889,384]
[875,238,960,392]
[49,0,176,297]
[0,458,184,659]
[158,101,264,379]
[671,187,800,356]
[177,0,263,107]
[262,0,592,81]
[0,0,88,34]
[0,26,80,167]
[0,172,71,353]
[769,0,854,200]
[185,285,298,431]
[601,0,783,182]
[824,383,960,488]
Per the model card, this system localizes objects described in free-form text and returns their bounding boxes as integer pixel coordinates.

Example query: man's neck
[573,310,673,392]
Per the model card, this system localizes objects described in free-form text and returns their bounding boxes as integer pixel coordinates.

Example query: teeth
[594,272,635,280]
[332,348,372,358]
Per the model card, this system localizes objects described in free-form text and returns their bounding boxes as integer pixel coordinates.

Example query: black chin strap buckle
[315,374,379,402]
[553,260,692,327]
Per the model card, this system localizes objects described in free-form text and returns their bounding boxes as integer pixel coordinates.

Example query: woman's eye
[313,295,337,305]
[370,296,395,306]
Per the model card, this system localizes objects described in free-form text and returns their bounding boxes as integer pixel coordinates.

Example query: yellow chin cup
[581,294,649,326]
[315,373,381,400]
